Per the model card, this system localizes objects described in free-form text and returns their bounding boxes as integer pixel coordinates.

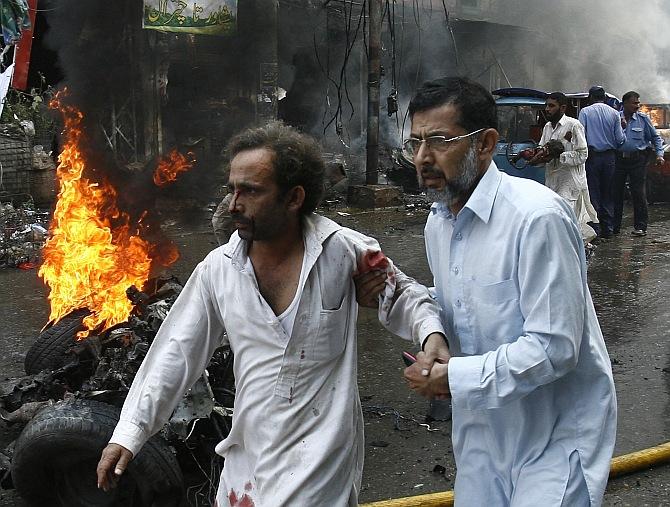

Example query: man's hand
[528,148,550,166]
[405,333,451,399]
[656,155,665,166]
[404,361,450,399]
[353,269,386,309]
[97,443,133,492]
[417,333,451,375]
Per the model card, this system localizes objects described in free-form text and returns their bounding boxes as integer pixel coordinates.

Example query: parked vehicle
[640,103,670,203]
[492,88,548,183]
[492,88,621,184]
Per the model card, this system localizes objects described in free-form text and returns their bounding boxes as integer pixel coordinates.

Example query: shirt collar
[554,114,567,128]
[429,161,501,224]
[620,110,639,121]
[463,161,501,224]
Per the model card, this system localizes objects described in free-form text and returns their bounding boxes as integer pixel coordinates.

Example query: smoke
[507,0,670,102]
[39,0,670,177]
[370,0,670,146]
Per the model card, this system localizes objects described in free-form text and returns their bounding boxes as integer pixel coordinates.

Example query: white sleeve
[109,260,227,455]
[559,122,588,167]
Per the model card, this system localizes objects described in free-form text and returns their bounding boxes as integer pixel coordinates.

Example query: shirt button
[453,266,459,275]
[455,232,462,240]
[455,299,462,308]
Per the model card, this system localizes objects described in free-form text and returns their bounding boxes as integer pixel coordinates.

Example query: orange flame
[153,149,196,186]
[640,105,667,129]
[39,93,153,339]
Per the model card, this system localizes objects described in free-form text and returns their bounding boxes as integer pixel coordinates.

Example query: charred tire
[11,399,183,507]
[24,308,90,374]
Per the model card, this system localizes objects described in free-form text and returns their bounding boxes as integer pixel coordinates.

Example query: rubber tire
[24,308,90,374]
[11,399,183,507]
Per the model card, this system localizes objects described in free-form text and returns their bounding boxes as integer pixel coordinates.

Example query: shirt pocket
[631,127,644,140]
[312,298,349,362]
[471,278,521,349]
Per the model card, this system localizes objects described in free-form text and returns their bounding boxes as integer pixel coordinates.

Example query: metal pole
[366,0,381,185]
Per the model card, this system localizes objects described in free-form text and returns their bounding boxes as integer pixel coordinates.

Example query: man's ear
[286,185,306,213]
[478,128,499,160]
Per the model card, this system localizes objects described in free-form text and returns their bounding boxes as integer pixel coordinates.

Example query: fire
[640,104,668,129]
[153,149,196,186]
[39,94,153,339]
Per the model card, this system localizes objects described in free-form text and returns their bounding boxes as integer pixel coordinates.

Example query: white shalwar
[109,213,444,506]
[424,163,617,506]
[539,114,599,242]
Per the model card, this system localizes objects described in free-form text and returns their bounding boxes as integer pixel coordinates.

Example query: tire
[24,308,90,374]
[11,399,183,507]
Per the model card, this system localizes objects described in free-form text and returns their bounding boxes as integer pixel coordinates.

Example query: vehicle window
[497,105,546,143]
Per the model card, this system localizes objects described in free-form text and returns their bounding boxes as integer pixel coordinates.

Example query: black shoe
[631,229,647,237]
[600,232,612,239]
[612,229,620,235]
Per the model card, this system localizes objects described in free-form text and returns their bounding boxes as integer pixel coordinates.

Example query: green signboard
[143,0,237,36]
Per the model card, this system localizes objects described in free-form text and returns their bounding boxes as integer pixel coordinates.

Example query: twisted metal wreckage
[0,276,235,506]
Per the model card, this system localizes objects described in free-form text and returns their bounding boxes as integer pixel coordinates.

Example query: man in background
[578,85,626,239]
[614,90,664,237]
[531,91,598,244]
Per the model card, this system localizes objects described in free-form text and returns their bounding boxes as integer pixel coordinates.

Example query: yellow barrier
[360,441,670,507]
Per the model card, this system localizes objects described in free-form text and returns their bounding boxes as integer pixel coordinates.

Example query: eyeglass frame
[402,128,486,157]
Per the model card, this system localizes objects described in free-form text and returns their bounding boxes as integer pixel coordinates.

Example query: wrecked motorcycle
[0,276,234,507]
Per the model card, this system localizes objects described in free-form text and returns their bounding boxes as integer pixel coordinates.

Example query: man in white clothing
[530,92,598,243]
[96,122,446,506]
[358,77,617,506]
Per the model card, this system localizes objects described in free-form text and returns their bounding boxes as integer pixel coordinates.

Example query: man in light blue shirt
[578,86,626,238]
[399,77,616,506]
[614,90,664,237]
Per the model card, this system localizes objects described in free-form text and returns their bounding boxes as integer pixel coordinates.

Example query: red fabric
[358,249,388,274]
[11,0,38,91]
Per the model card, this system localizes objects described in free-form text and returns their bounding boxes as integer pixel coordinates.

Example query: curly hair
[226,122,325,215]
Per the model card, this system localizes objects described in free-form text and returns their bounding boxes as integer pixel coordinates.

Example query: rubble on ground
[0,202,49,269]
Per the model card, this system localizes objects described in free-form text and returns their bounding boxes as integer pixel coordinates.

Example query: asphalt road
[1,199,670,506]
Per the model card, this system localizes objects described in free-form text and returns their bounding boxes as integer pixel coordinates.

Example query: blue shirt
[425,163,617,506]
[578,102,626,151]
[619,111,664,156]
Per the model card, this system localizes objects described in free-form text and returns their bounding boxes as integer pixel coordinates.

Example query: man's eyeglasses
[402,128,485,157]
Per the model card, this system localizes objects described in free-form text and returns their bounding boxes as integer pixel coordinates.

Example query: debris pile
[0,201,49,268]
[0,276,234,506]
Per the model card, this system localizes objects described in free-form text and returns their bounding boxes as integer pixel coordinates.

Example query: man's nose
[413,142,433,172]
[228,191,240,212]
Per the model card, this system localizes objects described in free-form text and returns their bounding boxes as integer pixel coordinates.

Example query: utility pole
[255,0,278,123]
[366,0,381,184]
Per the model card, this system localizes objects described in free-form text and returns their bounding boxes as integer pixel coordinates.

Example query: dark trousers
[613,153,648,232]
[585,150,616,236]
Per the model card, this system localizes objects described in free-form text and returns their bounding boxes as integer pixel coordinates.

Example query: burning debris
[153,148,197,187]
[0,276,234,506]
[0,201,48,268]
[39,92,198,341]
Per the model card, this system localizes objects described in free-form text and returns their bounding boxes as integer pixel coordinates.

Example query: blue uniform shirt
[578,102,626,151]
[619,111,664,156]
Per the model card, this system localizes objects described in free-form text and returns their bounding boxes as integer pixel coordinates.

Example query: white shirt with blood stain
[109,213,444,506]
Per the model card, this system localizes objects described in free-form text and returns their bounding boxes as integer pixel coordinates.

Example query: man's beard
[546,111,561,124]
[424,142,480,207]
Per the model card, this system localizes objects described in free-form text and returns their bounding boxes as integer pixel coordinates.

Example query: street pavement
[1,200,669,506]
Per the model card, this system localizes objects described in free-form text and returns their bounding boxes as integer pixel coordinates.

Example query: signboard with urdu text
[143,0,237,36]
